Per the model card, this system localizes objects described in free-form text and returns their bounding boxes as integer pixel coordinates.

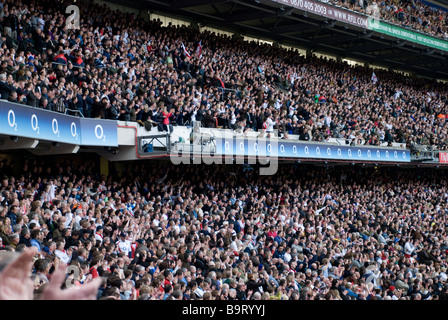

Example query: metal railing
[64,108,84,117]
[410,144,440,162]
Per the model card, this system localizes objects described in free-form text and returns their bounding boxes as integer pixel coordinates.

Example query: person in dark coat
[202,109,216,128]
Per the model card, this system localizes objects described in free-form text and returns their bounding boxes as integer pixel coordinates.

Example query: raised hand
[0,247,37,300]
[40,265,102,300]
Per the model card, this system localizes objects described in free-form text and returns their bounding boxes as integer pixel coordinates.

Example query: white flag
[371,72,378,84]
[181,42,191,59]
[195,40,202,59]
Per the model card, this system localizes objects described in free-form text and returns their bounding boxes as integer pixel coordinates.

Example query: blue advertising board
[79,118,118,147]
[215,137,410,162]
[0,100,118,146]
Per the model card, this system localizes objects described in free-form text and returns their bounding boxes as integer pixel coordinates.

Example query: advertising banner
[368,20,448,52]
[0,101,118,147]
[215,137,410,162]
[0,101,81,144]
[79,118,118,147]
[272,0,368,28]
[439,152,448,163]
[271,0,448,51]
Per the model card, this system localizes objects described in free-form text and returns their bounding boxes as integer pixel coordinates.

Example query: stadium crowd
[0,0,447,151]
[327,0,448,40]
[0,0,448,301]
[0,157,448,300]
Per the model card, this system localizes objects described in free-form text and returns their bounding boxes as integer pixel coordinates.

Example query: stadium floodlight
[10,136,18,142]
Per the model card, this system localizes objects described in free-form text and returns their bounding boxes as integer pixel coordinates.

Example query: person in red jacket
[88,255,102,279]
[161,107,172,132]
[54,51,67,64]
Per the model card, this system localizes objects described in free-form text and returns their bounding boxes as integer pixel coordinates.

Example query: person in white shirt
[190,108,197,123]
[36,14,45,30]
[28,213,41,228]
[116,232,132,258]
[284,246,292,263]
[94,226,104,244]
[54,240,72,265]
[48,180,57,201]
[194,283,204,298]
[229,235,241,253]
[64,211,74,229]
[244,234,257,251]
[72,208,84,231]
[404,238,416,258]
[265,115,277,138]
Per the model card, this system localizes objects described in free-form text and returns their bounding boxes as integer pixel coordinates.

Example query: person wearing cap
[387,286,399,300]
[41,245,52,257]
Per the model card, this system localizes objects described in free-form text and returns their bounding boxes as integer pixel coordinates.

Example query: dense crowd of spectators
[0,157,448,300]
[327,0,448,40]
[0,0,447,151]
[1,0,448,303]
